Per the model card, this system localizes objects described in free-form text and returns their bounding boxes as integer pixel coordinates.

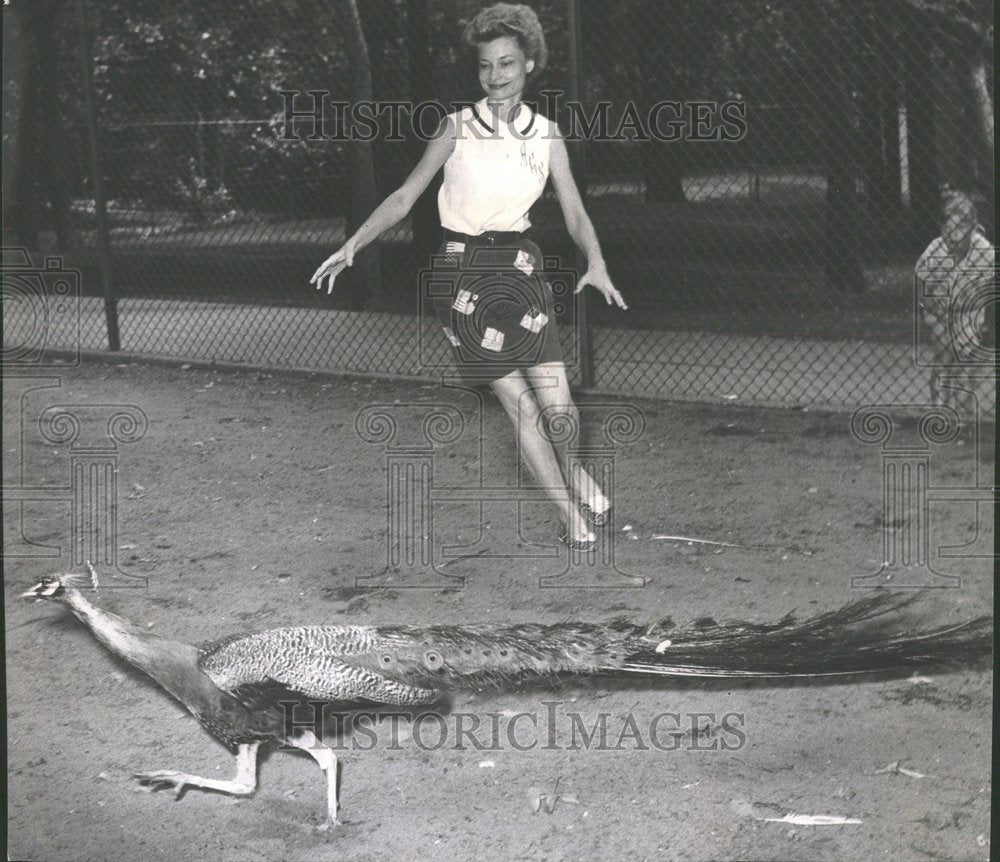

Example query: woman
[311,3,627,550]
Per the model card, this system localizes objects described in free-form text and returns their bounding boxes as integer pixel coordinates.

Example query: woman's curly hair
[463,3,548,74]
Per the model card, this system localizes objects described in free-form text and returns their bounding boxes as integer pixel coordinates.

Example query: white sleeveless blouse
[438,98,553,235]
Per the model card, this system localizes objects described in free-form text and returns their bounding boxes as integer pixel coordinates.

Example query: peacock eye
[423,650,443,669]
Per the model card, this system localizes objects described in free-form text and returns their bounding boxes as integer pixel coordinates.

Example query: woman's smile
[477,35,533,105]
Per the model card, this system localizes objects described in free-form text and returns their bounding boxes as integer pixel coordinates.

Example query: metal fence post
[76,0,120,351]
[566,0,593,388]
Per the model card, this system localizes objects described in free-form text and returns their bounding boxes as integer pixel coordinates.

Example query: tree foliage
[11,0,994,222]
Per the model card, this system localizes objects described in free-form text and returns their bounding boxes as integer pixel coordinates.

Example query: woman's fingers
[311,249,353,293]
[575,272,627,310]
[608,286,628,310]
[310,254,338,284]
[320,260,348,294]
[597,283,628,309]
[594,279,628,310]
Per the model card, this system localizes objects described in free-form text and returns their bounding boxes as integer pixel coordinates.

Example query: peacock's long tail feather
[610,590,992,679]
[344,591,993,692]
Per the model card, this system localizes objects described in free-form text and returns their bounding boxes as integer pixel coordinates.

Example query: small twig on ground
[762,813,862,826]
[438,549,491,569]
[867,760,926,779]
[651,534,743,547]
[650,534,796,552]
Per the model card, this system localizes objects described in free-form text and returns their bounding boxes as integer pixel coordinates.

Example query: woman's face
[477,36,533,101]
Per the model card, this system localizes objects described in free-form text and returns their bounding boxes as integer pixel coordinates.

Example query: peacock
[22,569,992,828]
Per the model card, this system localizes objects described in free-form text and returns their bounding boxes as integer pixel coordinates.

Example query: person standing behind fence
[311,3,628,551]
[914,189,995,424]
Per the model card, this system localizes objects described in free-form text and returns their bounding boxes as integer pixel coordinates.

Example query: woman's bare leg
[490,369,593,543]
[524,362,609,515]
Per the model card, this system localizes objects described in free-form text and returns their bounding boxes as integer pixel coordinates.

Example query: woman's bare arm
[548,131,626,309]
[311,119,456,293]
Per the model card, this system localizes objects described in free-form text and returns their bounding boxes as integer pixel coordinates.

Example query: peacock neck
[63,589,204,701]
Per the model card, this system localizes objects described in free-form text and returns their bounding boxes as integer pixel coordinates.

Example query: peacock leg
[287,729,339,828]
[133,740,260,798]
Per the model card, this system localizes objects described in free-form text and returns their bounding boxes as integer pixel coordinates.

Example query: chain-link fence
[3,0,995,415]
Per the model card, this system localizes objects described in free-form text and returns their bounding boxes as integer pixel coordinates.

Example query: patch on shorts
[442,326,461,347]
[481,327,505,352]
[519,311,549,333]
[513,249,535,276]
[452,289,477,314]
[443,241,466,264]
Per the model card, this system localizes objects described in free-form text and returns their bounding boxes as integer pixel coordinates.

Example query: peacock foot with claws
[133,768,257,799]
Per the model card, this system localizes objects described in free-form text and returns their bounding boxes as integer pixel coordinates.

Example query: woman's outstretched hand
[310,238,357,294]
[576,264,628,309]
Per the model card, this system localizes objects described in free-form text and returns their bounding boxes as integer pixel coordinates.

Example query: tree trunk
[359,0,399,198]
[901,25,940,242]
[406,0,440,262]
[857,8,901,219]
[968,60,993,153]
[828,17,866,293]
[337,0,383,310]
[1,3,26,243]
[790,4,865,293]
[634,0,687,204]
[4,0,44,249]
[966,58,994,239]
[38,11,78,253]
[932,55,979,192]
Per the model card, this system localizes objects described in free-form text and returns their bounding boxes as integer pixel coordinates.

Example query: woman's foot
[560,506,596,551]
[572,466,611,528]
[581,493,612,528]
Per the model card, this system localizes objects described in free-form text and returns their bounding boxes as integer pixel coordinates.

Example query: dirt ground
[5,358,993,862]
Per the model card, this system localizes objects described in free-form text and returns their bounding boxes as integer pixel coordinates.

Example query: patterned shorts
[430,233,564,383]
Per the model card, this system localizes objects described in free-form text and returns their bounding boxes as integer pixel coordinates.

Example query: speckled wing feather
[199,625,441,706]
